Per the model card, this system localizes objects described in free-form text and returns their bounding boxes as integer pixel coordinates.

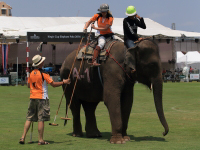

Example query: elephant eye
[145,62,159,72]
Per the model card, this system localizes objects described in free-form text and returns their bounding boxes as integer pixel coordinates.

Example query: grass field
[1,82,200,150]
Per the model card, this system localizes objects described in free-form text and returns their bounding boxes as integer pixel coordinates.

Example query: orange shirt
[28,69,53,99]
[90,13,113,35]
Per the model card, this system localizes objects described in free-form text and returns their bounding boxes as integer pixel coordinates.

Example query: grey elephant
[60,39,169,144]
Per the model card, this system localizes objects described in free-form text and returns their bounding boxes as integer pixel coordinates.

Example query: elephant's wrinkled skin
[60,39,169,144]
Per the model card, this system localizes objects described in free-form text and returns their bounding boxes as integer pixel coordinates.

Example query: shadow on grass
[29,140,63,144]
[66,132,167,142]
[132,136,167,142]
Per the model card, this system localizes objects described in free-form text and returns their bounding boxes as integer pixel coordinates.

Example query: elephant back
[76,39,121,62]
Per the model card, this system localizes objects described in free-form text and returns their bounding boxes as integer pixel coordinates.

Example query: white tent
[176,51,185,60]
[0,17,200,40]
[177,51,200,64]
[176,51,200,70]
[1,16,200,70]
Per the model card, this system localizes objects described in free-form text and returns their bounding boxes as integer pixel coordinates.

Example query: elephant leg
[104,85,125,144]
[81,101,102,138]
[121,83,134,141]
[70,98,83,137]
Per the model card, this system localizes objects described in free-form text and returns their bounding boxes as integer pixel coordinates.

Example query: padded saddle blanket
[77,39,120,61]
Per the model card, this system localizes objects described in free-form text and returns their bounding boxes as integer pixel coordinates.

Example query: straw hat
[32,55,46,67]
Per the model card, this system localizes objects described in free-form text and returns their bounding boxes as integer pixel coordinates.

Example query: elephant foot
[123,135,130,141]
[86,130,102,138]
[110,134,126,144]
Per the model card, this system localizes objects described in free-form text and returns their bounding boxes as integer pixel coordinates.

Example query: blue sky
[4,0,200,32]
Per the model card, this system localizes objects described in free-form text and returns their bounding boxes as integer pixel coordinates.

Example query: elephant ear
[124,45,139,70]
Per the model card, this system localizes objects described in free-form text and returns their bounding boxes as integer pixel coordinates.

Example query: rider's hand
[138,37,143,41]
[91,24,95,29]
[135,14,141,19]
[83,28,87,34]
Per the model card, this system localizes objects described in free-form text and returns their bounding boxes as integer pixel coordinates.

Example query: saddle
[77,38,120,61]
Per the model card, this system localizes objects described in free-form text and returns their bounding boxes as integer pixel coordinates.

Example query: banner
[0,76,9,84]
[190,74,199,80]
[27,32,95,42]
[1,44,10,75]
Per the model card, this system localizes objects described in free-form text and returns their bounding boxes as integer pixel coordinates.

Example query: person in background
[189,66,193,73]
[162,68,166,75]
[19,54,70,145]
[83,3,114,66]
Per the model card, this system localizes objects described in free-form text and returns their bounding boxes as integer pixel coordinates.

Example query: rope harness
[105,41,133,82]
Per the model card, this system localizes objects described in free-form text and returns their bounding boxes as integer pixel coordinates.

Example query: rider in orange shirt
[84,3,114,66]
[19,54,70,145]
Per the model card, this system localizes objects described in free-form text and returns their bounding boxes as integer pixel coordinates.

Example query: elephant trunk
[152,75,169,136]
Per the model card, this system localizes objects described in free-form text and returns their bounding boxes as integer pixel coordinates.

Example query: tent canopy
[0,17,200,42]
[177,51,200,64]
[176,51,200,70]
[176,51,185,60]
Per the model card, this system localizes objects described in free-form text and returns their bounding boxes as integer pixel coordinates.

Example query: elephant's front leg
[81,101,102,138]
[70,98,83,137]
[104,85,125,144]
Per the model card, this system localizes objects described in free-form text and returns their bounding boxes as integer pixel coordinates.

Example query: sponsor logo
[30,34,40,40]
[0,77,9,84]
[0,78,6,82]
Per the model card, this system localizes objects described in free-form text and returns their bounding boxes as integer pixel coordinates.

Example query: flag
[1,44,10,75]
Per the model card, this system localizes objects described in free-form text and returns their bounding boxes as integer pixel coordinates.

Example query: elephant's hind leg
[81,101,102,138]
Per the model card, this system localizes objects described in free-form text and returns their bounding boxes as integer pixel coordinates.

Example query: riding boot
[92,46,101,66]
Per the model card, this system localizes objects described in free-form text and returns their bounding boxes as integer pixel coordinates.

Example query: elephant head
[126,39,169,136]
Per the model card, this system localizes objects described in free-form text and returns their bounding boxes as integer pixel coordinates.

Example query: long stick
[65,25,94,119]
[50,36,85,126]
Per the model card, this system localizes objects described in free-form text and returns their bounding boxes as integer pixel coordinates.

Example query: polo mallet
[63,22,94,126]
[49,35,85,126]
[28,122,34,144]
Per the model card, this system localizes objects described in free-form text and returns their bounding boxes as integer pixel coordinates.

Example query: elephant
[60,39,169,144]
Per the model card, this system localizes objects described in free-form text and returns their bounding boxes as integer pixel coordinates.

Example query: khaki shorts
[26,99,50,122]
